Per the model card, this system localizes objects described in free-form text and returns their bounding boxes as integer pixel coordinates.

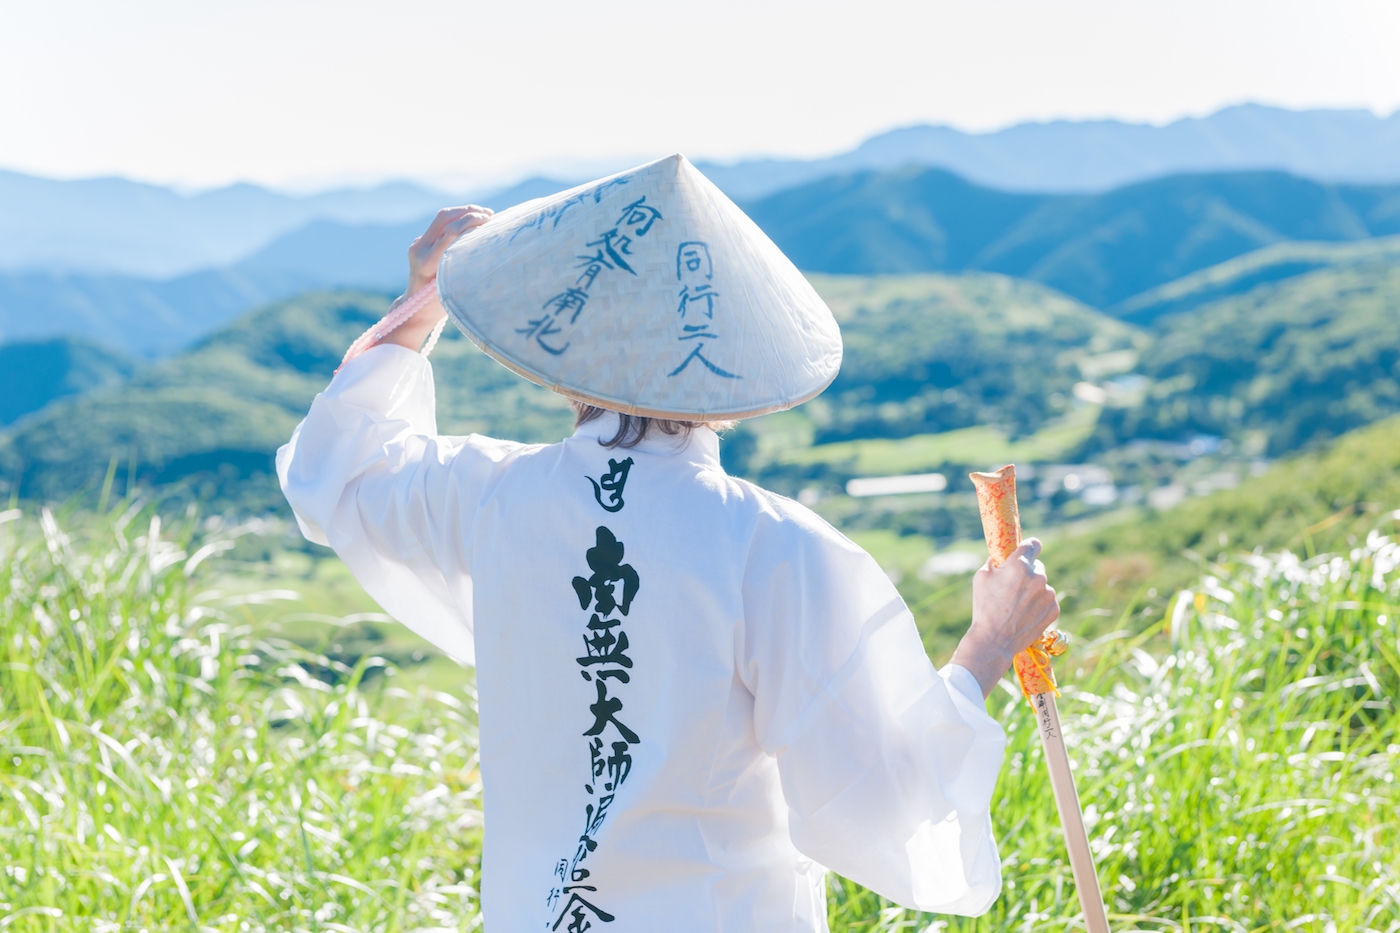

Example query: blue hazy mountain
[0,171,574,280]
[228,176,576,288]
[745,168,1400,308]
[0,171,451,277]
[698,104,1400,199]
[0,178,575,356]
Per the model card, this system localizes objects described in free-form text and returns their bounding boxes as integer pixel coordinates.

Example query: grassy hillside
[1052,411,1400,622]
[0,507,483,930]
[2,477,1395,930]
[865,412,1400,665]
[746,168,1400,308]
[1095,262,1400,456]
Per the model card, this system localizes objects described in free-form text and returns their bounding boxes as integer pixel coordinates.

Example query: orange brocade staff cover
[968,465,1064,697]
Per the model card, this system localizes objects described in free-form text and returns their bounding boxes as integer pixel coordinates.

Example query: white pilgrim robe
[277,344,1007,931]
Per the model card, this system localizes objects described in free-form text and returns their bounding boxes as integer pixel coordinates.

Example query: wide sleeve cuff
[941,663,988,708]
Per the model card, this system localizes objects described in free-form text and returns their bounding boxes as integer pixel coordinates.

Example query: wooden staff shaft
[1031,692,1110,933]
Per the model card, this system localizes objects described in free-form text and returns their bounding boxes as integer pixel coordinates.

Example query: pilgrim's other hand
[407,205,494,295]
[380,206,493,351]
[951,538,1060,699]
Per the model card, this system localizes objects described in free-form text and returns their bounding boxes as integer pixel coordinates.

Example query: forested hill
[0,290,578,507]
[746,168,1400,308]
[10,252,1400,517]
[1092,261,1400,456]
[0,277,1125,508]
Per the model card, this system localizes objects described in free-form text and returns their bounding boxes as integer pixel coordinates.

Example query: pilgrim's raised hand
[382,206,494,350]
[951,538,1060,699]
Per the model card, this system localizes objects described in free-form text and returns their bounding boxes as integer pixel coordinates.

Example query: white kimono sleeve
[276,344,520,666]
[740,503,1006,915]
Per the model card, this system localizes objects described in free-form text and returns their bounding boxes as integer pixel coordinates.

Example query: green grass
[2,504,1398,931]
[0,506,483,930]
[783,404,1103,475]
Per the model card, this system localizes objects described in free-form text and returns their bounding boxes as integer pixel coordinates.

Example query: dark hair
[572,402,697,449]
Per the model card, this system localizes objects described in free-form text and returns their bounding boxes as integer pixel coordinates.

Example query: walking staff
[971,465,1110,933]
[279,154,1061,931]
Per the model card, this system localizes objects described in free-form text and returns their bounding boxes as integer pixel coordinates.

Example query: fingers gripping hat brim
[436,154,843,421]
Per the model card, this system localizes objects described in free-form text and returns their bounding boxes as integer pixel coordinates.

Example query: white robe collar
[570,411,722,469]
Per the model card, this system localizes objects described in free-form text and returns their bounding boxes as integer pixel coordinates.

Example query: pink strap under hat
[336,277,449,373]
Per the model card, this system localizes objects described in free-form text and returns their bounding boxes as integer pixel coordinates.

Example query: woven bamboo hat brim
[436,154,842,420]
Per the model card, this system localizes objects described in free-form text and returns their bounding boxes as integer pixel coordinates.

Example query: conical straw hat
[437,154,842,420]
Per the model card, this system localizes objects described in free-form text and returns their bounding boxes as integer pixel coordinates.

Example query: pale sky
[3,0,1399,191]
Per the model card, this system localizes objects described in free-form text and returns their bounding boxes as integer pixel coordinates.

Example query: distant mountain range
[698,104,1400,199]
[0,181,564,356]
[5,104,1400,281]
[10,165,1398,357]
[748,168,1400,308]
[0,172,568,279]
[0,171,437,277]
